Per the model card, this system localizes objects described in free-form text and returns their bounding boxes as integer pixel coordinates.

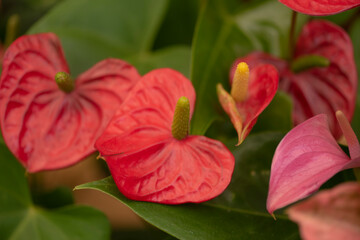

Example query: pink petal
[267,114,353,214]
[287,182,360,240]
[290,20,357,138]
[105,136,234,204]
[0,33,140,172]
[95,68,196,156]
[279,0,360,16]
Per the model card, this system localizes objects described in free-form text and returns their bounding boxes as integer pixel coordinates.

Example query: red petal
[290,20,357,138]
[232,20,357,139]
[0,33,140,172]
[105,136,234,203]
[95,68,196,156]
[279,0,360,16]
[287,182,360,240]
[267,114,354,214]
[236,64,278,141]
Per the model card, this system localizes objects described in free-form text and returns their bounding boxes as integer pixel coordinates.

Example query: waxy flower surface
[267,111,360,214]
[0,33,141,172]
[287,182,360,240]
[217,62,278,145]
[95,69,235,204]
[232,20,357,139]
[279,0,360,16]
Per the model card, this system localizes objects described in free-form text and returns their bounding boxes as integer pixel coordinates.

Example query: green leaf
[252,91,293,133]
[153,0,199,49]
[129,46,191,77]
[28,0,190,77]
[213,132,285,213]
[0,143,110,240]
[190,0,307,135]
[76,132,300,239]
[32,187,74,209]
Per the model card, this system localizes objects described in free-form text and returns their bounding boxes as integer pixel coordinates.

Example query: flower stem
[289,11,297,60]
[4,14,20,48]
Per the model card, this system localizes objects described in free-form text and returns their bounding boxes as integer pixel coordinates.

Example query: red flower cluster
[231,20,357,139]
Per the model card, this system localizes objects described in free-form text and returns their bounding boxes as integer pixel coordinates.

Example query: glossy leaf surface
[267,114,360,214]
[0,142,110,239]
[252,91,293,133]
[0,33,140,172]
[76,175,299,240]
[95,69,234,204]
[287,182,360,240]
[28,0,191,77]
[234,20,357,139]
[279,0,360,16]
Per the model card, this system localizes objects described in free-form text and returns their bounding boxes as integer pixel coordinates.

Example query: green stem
[289,11,297,60]
[4,14,20,48]
[291,54,330,73]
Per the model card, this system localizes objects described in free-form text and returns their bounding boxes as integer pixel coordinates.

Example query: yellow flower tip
[171,96,190,140]
[271,213,277,221]
[335,110,344,119]
[231,62,249,102]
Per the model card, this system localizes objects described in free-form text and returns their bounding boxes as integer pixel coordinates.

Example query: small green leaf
[0,143,110,240]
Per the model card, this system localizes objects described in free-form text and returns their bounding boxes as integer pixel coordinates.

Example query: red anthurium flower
[267,111,360,215]
[232,20,357,139]
[95,69,235,204]
[217,62,278,145]
[287,182,360,240]
[279,0,360,16]
[0,33,141,172]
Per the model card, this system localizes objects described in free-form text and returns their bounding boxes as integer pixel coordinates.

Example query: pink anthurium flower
[287,182,360,240]
[0,33,141,172]
[232,20,357,139]
[95,68,235,204]
[279,0,360,16]
[267,110,360,215]
[217,62,278,145]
